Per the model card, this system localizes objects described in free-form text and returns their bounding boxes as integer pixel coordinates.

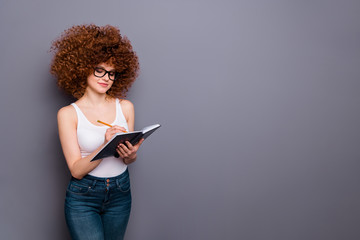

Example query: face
[86,62,116,94]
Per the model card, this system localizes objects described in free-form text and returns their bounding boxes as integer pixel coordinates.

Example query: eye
[108,71,116,77]
[95,67,105,74]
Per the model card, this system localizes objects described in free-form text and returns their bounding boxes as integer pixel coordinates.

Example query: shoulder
[119,99,134,112]
[118,99,134,121]
[57,104,77,123]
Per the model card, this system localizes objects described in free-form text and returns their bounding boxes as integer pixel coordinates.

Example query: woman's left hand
[116,139,145,164]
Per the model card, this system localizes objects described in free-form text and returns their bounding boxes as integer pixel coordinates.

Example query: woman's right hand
[104,125,127,143]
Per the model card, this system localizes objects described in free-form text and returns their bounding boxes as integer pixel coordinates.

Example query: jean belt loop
[92,179,97,188]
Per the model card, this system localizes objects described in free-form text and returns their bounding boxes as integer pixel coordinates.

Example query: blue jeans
[65,169,131,240]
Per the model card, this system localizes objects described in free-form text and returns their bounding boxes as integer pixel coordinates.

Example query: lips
[98,83,109,87]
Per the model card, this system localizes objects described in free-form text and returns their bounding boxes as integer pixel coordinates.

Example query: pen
[97,120,127,132]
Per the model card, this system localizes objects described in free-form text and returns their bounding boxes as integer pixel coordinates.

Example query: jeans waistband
[71,168,129,185]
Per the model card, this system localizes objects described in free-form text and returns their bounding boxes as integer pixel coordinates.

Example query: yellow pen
[97,120,127,132]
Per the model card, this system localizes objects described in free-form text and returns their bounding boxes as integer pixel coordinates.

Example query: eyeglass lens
[94,67,118,80]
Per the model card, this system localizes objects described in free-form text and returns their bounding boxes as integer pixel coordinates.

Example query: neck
[80,89,113,107]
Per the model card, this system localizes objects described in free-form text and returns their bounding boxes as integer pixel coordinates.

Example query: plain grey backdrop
[1,0,360,239]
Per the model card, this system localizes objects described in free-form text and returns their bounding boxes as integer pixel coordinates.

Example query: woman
[50,24,143,240]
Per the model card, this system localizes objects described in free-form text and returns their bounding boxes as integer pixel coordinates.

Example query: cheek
[108,81,115,89]
[86,75,96,85]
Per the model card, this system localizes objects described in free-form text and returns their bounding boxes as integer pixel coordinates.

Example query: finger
[135,138,145,147]
[116,148,123,157]
[118,142,128,149]
[124,141,134,150]
[107,127,118,135]
[112,125,127,132]
[112,129,124,134]
[119,143,130,154]
[117,145,127,156]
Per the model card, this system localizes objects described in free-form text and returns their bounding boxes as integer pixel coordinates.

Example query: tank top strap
[71,102,80,112]
[115,98,129,131]
[71,103,88,127]
[71,102,82,119]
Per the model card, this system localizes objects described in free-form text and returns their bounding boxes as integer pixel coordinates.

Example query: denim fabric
[65,169,131,240]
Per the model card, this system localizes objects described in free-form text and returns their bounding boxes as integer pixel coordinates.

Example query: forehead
[96,62,115,71]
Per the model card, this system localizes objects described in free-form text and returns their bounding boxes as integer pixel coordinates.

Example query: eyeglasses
[93,67,119,81]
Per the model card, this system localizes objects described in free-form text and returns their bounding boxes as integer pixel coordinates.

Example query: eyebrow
[96,66,116,71]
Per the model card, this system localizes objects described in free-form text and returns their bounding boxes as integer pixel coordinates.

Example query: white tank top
[71,98,128,177]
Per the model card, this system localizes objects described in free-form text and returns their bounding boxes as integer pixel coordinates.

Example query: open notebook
[91,124,161,161]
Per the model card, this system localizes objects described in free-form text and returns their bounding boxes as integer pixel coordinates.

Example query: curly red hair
[50,24,139,99]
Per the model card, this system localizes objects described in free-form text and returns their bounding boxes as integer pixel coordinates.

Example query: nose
[102,73,110,81]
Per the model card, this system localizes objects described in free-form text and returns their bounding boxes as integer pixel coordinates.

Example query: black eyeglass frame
[93,67,120,81]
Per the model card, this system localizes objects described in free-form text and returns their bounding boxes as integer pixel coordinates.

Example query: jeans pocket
[67,180,91,195]
[117,176,131,193]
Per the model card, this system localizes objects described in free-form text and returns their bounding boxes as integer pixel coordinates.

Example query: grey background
[1,0,360,239]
